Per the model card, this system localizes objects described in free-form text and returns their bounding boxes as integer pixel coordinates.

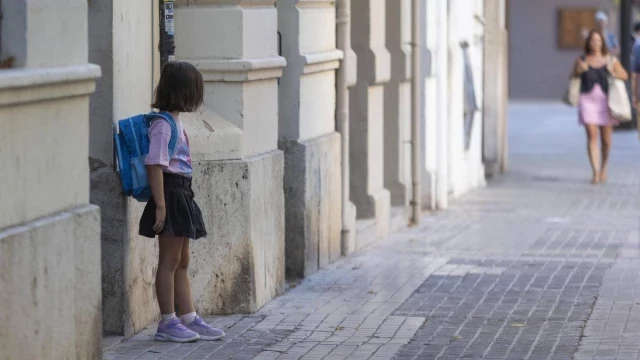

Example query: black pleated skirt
[139,172,207,240]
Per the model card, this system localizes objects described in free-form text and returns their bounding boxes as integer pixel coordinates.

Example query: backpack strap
[146,111,179,157]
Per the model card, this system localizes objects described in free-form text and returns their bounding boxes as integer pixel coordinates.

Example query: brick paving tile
[104,106,640,359]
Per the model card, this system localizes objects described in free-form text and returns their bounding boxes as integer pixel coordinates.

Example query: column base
[0,205,102,360]
[354,189,391,250]
[189,150,286,315]
[341,201,357,256]
[279,133,342,279]
[421,169,437,210]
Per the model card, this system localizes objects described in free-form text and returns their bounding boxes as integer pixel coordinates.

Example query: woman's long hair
[584,29,609,55]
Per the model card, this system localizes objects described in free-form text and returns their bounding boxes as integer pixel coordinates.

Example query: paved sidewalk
[104,103,640,360]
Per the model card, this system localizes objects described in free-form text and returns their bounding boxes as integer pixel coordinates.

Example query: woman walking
[574,29,628,184]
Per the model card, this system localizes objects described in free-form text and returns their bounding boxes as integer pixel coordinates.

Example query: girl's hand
[153,205,166,233]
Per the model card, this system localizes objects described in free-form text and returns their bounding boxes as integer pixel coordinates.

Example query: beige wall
[509,0,614,99]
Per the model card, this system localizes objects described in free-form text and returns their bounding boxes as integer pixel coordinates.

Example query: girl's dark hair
[584,29,609,55]
[151,62,204,112]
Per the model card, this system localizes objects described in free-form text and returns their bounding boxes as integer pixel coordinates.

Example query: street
[104,102,640,359]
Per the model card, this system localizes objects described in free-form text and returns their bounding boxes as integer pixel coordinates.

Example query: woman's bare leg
[174,238,195,316]
[599,125,613,183]
[585,124,600,184]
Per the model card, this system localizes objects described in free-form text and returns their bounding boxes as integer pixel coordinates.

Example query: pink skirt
[578,84,618,126]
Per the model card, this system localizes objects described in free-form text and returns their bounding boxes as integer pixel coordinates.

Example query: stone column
[384,0,412,211]
[336,0,358,255]
[422,0,438,210]
[175,0,286,315]
[0,1,102,358]
[483,0,508,178]
[89,1,157,337]
[435,0,449,210]
[350,0,391,243]
[277,0,343,279]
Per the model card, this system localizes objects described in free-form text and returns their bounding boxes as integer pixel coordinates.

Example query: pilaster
[350,0,391,240]
[277,0,343,278]
[384,0,412,209]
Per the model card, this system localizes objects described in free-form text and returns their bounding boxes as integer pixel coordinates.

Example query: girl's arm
[145,118,172,234]
[147,165,166,233]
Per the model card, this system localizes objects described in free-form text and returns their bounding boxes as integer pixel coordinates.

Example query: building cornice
[185,56,287,82]
[0,64,101,107]
[302,49,343,74]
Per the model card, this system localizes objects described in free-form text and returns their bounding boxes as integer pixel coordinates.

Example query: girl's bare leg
[156,234,186,315]
[174,237,195,316]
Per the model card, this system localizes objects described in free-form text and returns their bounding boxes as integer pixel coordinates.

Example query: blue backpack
[114,112,178,202]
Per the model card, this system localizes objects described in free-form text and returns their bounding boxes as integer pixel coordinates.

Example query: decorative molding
[0,64,101,107]
[175,0,276,8]
[297,0,336,9]
[182,106,243,161]
[302,49,344,74]
[185,56,287,82]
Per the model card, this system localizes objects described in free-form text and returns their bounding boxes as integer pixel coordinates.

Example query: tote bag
[607,56,632,122]
[563,77,581,107]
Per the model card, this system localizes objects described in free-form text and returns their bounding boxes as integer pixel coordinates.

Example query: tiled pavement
[104,103,640,360]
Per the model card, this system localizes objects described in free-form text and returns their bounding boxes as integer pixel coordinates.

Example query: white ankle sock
[161,313,176,325]
[181,312,197,324]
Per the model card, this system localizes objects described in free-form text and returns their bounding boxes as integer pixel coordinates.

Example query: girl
[139,62,225,343]
[573,29,628,184]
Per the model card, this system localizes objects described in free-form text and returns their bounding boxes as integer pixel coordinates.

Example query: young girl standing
[139,62,225,343]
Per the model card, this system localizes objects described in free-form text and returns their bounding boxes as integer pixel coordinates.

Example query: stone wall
[0,0,102,358]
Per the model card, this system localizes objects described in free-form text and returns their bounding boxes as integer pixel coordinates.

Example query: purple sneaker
[154,317,200,343]
[183,316,225,341]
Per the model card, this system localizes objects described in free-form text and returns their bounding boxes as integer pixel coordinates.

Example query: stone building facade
[0,0,507,357]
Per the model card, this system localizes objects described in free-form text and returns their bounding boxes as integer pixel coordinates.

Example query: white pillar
[350,0,391,240]
[336,0,358,255]
[384,0,412,210]
[484,0,509,177]
[0,1,102,358]
[422,0,438,210]
[277,0,343,278]
[435,0,449,210]
[447,1,464,198]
